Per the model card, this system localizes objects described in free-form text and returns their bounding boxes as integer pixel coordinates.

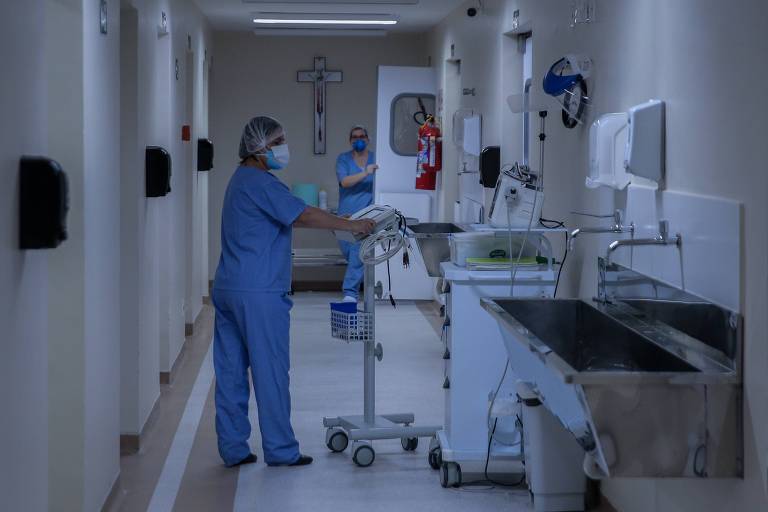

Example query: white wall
[45,0,86,508]
[208,33,427,279]
[0,1,49,510]
[45,0,123,509]
[428,0,506,223]
[2,0,211,509]
[120,0,212,438]
[428,1,768,510]
[83,0,122,505]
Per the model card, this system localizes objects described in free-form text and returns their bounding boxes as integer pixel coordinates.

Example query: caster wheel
[428,436,441,470]
[401,437,418,452]
[440,462,462,488]
[325,428,348,453]
[352,441,375,467]
[428,449,441,470]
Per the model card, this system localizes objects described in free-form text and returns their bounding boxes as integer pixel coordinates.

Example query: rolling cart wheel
[352,442,375,467]
[440,462,462,488]
[428,448,441,470]
[325,428,348,453]
[428,436,441,469]
[401,437,419,452]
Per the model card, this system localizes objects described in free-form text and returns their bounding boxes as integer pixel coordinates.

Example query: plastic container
[318,189,328,210]
[292,183,319,207]
[450,232,525,267]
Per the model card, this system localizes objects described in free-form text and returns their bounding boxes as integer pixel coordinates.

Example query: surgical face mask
[264,143,290,170]
[352,139,368,152]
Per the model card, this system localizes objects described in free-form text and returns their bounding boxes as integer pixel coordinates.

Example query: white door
[375,66,437,300]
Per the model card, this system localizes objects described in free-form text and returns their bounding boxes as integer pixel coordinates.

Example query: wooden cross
[297,57,343,155]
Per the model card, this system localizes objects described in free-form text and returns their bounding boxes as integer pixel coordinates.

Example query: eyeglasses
[350,135,368,141]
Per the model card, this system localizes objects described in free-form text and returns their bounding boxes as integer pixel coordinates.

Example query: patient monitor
[334,204,400,243]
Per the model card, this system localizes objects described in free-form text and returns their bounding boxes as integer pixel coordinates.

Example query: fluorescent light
[253,18,397,25]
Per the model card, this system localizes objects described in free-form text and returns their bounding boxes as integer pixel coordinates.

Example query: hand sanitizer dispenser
[624,99,665,186]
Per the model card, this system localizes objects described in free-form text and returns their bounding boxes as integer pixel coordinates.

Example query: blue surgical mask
[264,143,290,170]
[352,139,368,152]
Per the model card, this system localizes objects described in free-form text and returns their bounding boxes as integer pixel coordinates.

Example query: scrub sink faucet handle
[569,209,635,250]
[605,219,681,265]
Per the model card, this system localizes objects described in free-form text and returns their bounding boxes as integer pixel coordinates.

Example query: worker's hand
[365,164,379,175]
[351,218,376,235]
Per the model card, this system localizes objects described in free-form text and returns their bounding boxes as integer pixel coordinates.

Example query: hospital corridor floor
[107,292,533,512]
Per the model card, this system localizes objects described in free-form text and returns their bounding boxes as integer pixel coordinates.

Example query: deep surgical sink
[407,222,466,235]
[495,299,699,374]
[407,223,467,277]
[480,260,743,479]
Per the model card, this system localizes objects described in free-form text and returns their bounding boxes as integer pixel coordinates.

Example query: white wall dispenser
[587,113,631,190]
[624,99,666,186]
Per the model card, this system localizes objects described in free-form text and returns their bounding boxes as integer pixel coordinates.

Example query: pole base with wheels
[323,414,440,467]
[323,252,441,467]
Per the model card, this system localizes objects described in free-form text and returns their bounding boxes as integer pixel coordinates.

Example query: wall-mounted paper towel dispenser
[624,99,665,185]
[146,146,171,197]
[197,138,214,172]
[19,156,69,249]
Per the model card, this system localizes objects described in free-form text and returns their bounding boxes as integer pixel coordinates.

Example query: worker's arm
[294,206,375,234]
[340,164,378,189]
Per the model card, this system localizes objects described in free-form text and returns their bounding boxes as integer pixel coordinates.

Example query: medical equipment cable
[358,210,407,266]
[471,111,548,486]
[554,232,568,298]
[385,240,397,308]
[539,217,565,229]
[508,112,546,296]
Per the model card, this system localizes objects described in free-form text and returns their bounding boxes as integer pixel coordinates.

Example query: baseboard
[100,473,121,512]
[292,280,343,292]
[597,494,619,512]
[119,396,161,455]
[159,337,189,385]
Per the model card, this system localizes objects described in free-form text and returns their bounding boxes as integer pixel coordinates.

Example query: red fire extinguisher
[415,115,442,190]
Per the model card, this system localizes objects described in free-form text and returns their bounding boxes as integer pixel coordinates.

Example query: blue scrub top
[214,166,306,293]
[336,150,375,216]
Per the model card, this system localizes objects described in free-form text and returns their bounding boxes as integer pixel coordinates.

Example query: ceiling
[192,0,467,33]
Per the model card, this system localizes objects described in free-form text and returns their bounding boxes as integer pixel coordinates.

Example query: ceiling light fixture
[253,18,397,25]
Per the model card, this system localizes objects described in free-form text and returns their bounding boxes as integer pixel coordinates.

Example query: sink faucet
[570,209,634,250]
[606,220,681,265]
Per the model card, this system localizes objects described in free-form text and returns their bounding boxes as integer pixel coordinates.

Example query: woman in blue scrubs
[213,117,375,467]
[336,125,378,302]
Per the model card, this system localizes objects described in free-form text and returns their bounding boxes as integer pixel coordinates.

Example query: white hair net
[239,116,285,160]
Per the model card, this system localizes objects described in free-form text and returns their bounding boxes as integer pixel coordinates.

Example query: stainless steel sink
[480,261,743,479]
[495,299,698,373]
[406,223,467,277]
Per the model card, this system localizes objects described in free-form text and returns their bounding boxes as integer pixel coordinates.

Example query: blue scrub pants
[339,240,364,299]
[212,289,300,466]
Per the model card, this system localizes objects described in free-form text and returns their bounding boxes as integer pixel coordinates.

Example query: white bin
[518,385,586,512]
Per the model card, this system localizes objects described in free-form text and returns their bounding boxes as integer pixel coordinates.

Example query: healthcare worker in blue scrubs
[213,116,375,468]
[336,125,378,302]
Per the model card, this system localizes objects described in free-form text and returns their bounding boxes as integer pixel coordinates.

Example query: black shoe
[232,453,257,467]
[267,454,313,467]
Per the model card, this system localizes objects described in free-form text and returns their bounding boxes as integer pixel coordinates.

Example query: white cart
[432,259,558,487]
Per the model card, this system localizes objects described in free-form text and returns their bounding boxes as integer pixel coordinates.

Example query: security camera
[467,7,478,17]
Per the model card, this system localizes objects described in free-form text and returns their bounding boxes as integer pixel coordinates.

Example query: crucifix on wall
[297,57,343,155]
